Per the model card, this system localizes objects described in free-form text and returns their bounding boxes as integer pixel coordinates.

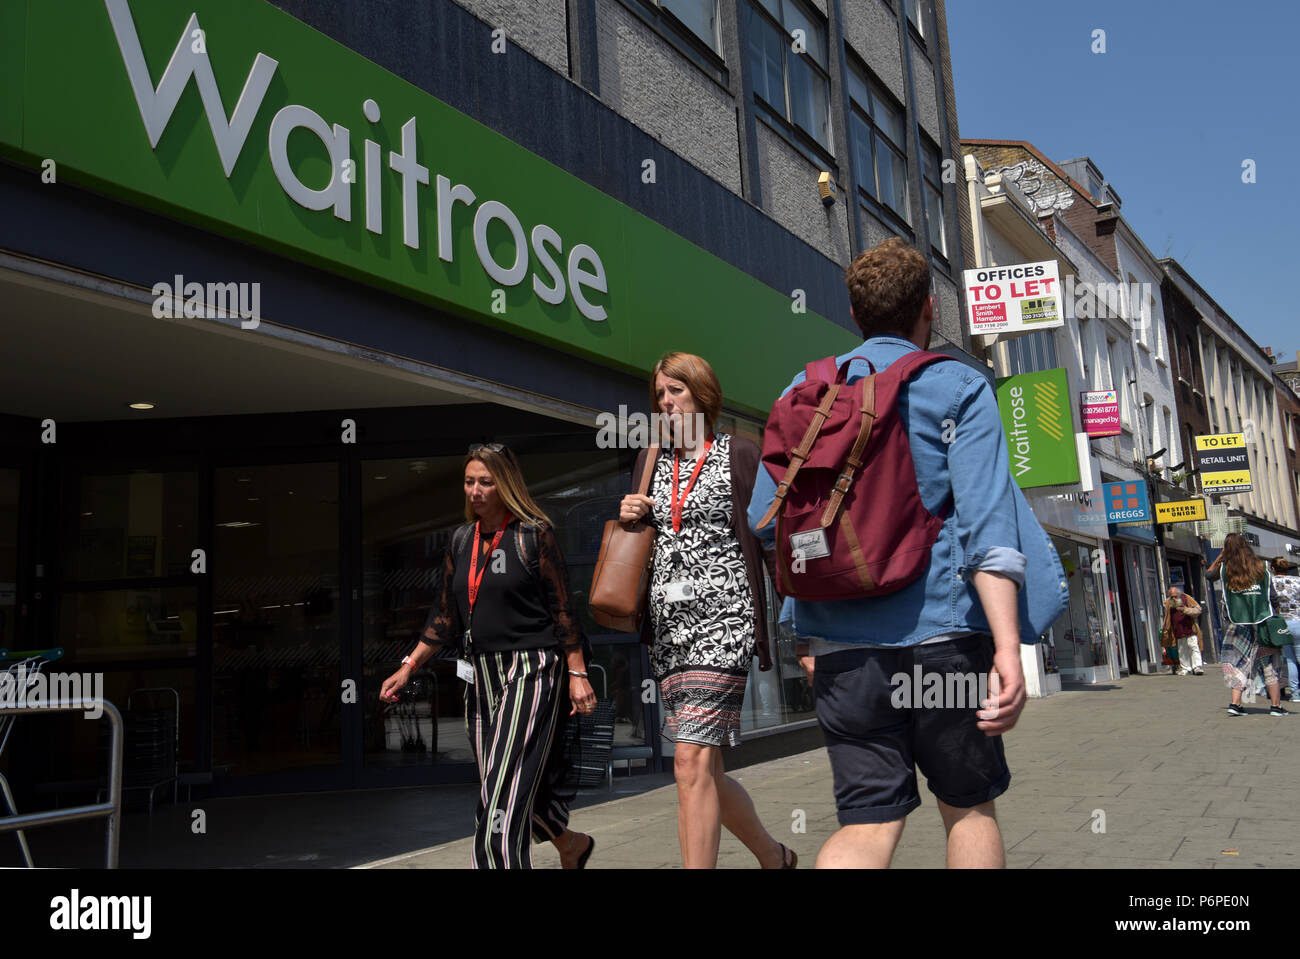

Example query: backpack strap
[820,374,877,528]
[451,522,474,562]
[757,361,842,529]
[817,351,951,528]
[516,522,542,582]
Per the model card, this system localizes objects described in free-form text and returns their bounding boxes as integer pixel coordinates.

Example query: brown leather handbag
[589,448,659,633]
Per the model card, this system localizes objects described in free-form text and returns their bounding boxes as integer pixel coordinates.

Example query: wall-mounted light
[818,172,837,208]
[127,402,155,410]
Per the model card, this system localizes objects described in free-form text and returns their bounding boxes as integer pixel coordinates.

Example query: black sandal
[576,834,595,869]
[780,843,798,869]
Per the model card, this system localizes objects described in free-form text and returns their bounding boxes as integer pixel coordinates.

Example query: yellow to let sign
[1194,432,1252,493]
[1155,499,1207,524]
[1195,433,1245,450]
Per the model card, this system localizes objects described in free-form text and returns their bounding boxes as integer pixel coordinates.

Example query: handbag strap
[635,445,659,497]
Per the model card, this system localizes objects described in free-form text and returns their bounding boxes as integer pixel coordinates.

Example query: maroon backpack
[756,350,953,600]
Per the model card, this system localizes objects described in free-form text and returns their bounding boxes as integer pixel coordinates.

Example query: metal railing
[0,699,123,868]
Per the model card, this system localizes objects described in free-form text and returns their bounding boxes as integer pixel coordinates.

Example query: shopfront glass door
[211,462,341,778]
[360,454,471,769]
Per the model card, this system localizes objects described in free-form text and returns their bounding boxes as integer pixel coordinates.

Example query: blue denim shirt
[747,336,1069,647]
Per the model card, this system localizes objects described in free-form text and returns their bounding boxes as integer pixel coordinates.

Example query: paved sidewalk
[362,669,1300,869]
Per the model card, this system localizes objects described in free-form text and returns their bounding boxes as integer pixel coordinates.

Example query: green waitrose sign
[995,367,1080,489]
[0,0,858,414]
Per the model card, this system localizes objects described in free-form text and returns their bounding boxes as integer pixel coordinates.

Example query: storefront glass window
[1049,537,1110,675]
[212,462,341,777]
[64,471,197,581]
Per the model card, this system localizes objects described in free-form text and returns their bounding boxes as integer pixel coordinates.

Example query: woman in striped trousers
[381,443,596,868]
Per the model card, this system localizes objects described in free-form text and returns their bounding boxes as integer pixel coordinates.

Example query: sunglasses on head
[468,442,507,454]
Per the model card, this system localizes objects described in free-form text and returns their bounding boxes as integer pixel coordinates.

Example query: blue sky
[946,0,1299,363]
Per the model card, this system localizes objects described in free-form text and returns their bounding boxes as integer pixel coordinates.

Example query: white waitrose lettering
[105,0,609,321]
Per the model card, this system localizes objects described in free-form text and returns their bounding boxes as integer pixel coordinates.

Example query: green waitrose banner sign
[0,0,858,414]
[995,367,1080,489]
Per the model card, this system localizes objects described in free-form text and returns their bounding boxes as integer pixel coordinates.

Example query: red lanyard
[468,515,512,616]
[671,438,713,533]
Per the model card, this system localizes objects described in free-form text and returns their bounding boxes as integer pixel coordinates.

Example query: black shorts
[813,633,1011,825]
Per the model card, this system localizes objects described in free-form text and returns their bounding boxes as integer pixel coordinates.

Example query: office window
[1005,330,1059,377]
[848,64,909,222]
[656,0,721,51]
[922,136,947,257]
[1108,338,1131,425]
[1144,393,1157,456]
[746,0,832,150]
[906,0,925,37]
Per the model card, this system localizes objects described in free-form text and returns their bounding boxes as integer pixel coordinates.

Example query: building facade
[1161,261,1300,554]
[964,140,1175,678]
[0,0,974,801]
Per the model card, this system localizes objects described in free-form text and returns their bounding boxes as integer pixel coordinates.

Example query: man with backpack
[748,238,1067,868]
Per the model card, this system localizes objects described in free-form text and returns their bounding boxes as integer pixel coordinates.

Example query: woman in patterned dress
[619,352,795,869]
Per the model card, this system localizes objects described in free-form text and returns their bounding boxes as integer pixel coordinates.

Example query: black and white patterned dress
[648,433,754,747]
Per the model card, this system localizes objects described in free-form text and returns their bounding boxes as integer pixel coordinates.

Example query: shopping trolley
[0,647,64,867]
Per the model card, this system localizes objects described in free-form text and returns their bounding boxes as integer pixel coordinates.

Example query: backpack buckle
[833,471,854,494]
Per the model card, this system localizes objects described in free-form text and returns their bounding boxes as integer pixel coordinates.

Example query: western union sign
[1155,499,1207,524]
[1194,433,1252,493]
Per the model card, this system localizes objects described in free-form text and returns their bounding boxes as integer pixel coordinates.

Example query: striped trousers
[465,648,569,868]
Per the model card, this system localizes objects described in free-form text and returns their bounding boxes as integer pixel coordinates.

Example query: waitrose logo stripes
[995,367,1080,489]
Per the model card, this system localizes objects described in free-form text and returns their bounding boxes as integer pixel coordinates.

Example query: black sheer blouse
[421,520,584,655]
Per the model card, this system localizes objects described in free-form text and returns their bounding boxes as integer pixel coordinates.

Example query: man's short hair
[844,237,931,339]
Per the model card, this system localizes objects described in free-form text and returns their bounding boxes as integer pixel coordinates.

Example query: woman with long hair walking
[1207,533,1289,717]
[380,443,596,868]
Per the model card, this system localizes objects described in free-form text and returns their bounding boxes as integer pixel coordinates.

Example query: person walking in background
[1162,586,1204,676]
[1269,556,1300,701]
[1207,534,1288,717]
[380,443,596,868]
[618,352,795,869]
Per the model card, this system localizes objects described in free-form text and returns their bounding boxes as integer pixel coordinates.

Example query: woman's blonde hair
[462,445,552,527]
[1221,533,1266,592]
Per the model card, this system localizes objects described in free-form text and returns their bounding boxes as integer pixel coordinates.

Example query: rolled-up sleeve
[948,376,1026,589]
